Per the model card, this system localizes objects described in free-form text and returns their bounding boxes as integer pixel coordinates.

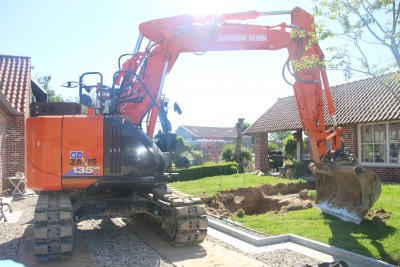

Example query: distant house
[175,125,252,147]
[245,73,400,182]
[0,55,47,191]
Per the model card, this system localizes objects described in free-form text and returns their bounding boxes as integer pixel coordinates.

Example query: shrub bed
[172,162,238,181]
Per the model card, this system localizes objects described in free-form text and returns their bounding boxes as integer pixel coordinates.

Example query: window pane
[374,124,386,143]
[374,144,386,162]
[389,122,400,141]
[361,144,373,162]
[361,125,373,143]
[389,143,399,163]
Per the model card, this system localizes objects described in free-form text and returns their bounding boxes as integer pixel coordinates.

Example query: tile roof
[245,73,400,134]
[179,125,237,139]
[0,55,31,113]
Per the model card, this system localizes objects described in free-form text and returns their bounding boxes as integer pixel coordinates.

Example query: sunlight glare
[177,0,241,15]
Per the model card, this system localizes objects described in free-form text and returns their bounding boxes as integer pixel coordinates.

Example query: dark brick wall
[364,167,400,182]
[342,124,358,156]
[0,109,6,191]
[254,133,269,172]
[0,112,25,191]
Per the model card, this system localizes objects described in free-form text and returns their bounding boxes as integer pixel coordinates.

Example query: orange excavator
[26,7,381,261]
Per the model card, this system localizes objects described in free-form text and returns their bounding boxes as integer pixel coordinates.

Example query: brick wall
[0,112,25,191]
[342,124,358,156]
[254,133,269,172]
[0,109,6,191]
[364,166,400,182]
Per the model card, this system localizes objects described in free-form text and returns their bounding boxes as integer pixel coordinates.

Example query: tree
[312,0,399,82]
[201,141,222,163]
[221,144,235,162]
[241,121,250,132]
[268,142,279,151]
[268,131,291,150]
[221,144,252,172]
[283,135,297,160]
[36,75,64,102]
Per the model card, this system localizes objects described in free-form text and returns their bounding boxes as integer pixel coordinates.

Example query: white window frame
[358,120,400,167]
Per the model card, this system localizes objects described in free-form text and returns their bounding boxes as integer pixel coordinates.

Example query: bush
[284,160,304,177]
[268,142,279,151]
[221,144,252,173]
[221,145,235,162]
[175,149,203,167]
[172,162,238,181]
[236,208,245,218]
[283,135,297,159]
[174,139,204,167]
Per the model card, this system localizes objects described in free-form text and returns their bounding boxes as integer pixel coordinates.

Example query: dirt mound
[366,208,392,224]
[203,182,315,218]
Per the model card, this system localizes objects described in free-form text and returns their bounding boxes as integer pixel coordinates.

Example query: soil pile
[202,181,316,218]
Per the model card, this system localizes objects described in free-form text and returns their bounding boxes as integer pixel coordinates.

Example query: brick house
[0,55,47,191]
[245,73,400,182]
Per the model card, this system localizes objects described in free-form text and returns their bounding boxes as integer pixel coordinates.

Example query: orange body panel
[61,116,103,188]
[26,116,63,191]
[26,115,104,191]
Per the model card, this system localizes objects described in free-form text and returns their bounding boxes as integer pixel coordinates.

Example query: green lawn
[171,175,400,266]
[170,173,305,197]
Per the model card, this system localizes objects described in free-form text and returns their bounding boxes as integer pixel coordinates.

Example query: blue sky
[1,0,349,130]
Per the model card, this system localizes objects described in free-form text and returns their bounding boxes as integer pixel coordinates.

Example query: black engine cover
[102,116,167,186]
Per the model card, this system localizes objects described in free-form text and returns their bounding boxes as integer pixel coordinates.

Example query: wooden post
[235,118,245,173]
[295,130,303,163]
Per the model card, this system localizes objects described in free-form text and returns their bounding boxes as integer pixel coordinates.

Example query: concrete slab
[120,217,268,267]
[208,219,396,267]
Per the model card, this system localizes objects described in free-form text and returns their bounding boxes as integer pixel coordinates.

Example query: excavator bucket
[309,161,381,224]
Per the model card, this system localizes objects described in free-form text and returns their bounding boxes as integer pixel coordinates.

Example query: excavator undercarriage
[33,185,208,261]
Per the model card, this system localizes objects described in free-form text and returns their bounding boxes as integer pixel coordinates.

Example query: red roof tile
[245,73,400,134]
[0,55,31,113]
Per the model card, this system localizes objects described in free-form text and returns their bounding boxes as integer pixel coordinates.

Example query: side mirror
[174,102,182,115]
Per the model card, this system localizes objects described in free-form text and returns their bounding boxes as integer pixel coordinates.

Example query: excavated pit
[203,181,316,218]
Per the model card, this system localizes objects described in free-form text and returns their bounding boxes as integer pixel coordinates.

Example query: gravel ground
[77,218,174,267]
[1,195,322,267]
[0,195,36,261]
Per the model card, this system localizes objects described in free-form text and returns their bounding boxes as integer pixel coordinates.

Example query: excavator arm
[113,7,380,224]
[116,7,339,162]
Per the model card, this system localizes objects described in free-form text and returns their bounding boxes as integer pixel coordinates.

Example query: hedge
[171,162,238,181]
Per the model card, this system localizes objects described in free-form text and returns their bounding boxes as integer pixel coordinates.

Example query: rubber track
[147,185,208,245]
[34,191,74,261]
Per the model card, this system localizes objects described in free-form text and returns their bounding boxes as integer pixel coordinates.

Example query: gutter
[0,92,24,116]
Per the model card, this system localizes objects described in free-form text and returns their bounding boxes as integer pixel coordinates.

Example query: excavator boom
[114,6,381,224]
